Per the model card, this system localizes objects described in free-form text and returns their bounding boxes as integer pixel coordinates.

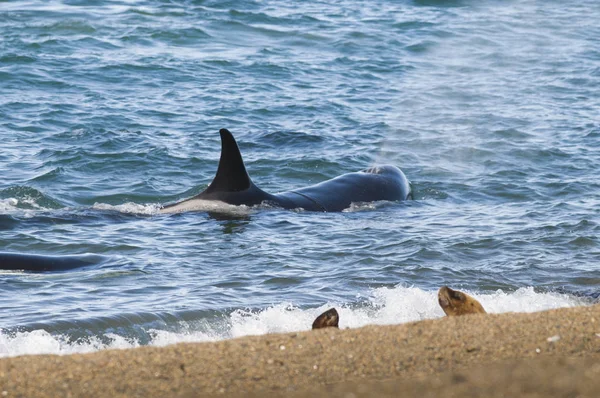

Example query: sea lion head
[438,286,486,316]
[312,308,339,329]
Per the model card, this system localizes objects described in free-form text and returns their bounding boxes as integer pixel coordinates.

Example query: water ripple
[1,0,599,354]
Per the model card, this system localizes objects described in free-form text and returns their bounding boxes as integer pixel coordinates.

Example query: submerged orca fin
[202,129,253,194]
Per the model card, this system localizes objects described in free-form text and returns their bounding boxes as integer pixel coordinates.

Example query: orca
[160,129,411,213]
[0,252,106,272]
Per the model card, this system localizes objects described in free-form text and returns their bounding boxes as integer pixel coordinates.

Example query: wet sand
[2,304,600,397]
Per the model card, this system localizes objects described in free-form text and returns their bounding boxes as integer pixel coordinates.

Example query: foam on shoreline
[0,286,588,358]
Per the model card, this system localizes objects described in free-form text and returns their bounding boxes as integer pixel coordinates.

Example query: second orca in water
[0,252,106,272]
[160,129,411,213]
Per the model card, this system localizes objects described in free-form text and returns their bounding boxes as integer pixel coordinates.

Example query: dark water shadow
[207,211,251,234]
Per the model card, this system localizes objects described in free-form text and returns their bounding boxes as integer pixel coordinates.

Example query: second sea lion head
[438,286,486,316]
[312,308,340,329]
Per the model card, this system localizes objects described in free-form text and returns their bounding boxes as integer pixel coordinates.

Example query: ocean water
[0,0,599,357]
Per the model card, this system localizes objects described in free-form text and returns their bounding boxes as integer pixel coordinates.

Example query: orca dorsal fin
[203,129,253,193]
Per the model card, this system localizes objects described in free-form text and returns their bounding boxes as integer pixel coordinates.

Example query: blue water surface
[0,0,599,355]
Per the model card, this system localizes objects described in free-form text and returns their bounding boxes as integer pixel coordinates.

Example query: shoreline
[2,304,600,397]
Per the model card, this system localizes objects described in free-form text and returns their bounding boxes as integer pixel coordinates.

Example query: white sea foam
[0,198,19,211]
[146,329,219,347]
[0,330,139,357]
[0,285,589,358]
[20,196,46,209]
[92,202,162,215]
[0,197,47,217]
[342,201,384,212]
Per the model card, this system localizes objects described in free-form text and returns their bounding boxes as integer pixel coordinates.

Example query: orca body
[0,252,106,272]
[160,129,411,213]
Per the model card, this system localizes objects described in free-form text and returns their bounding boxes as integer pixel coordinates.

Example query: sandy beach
[2,304,600,397]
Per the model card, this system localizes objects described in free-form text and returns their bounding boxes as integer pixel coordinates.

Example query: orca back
[160,129,411,213]
[0,252,106,272]
[275,166,411,212]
